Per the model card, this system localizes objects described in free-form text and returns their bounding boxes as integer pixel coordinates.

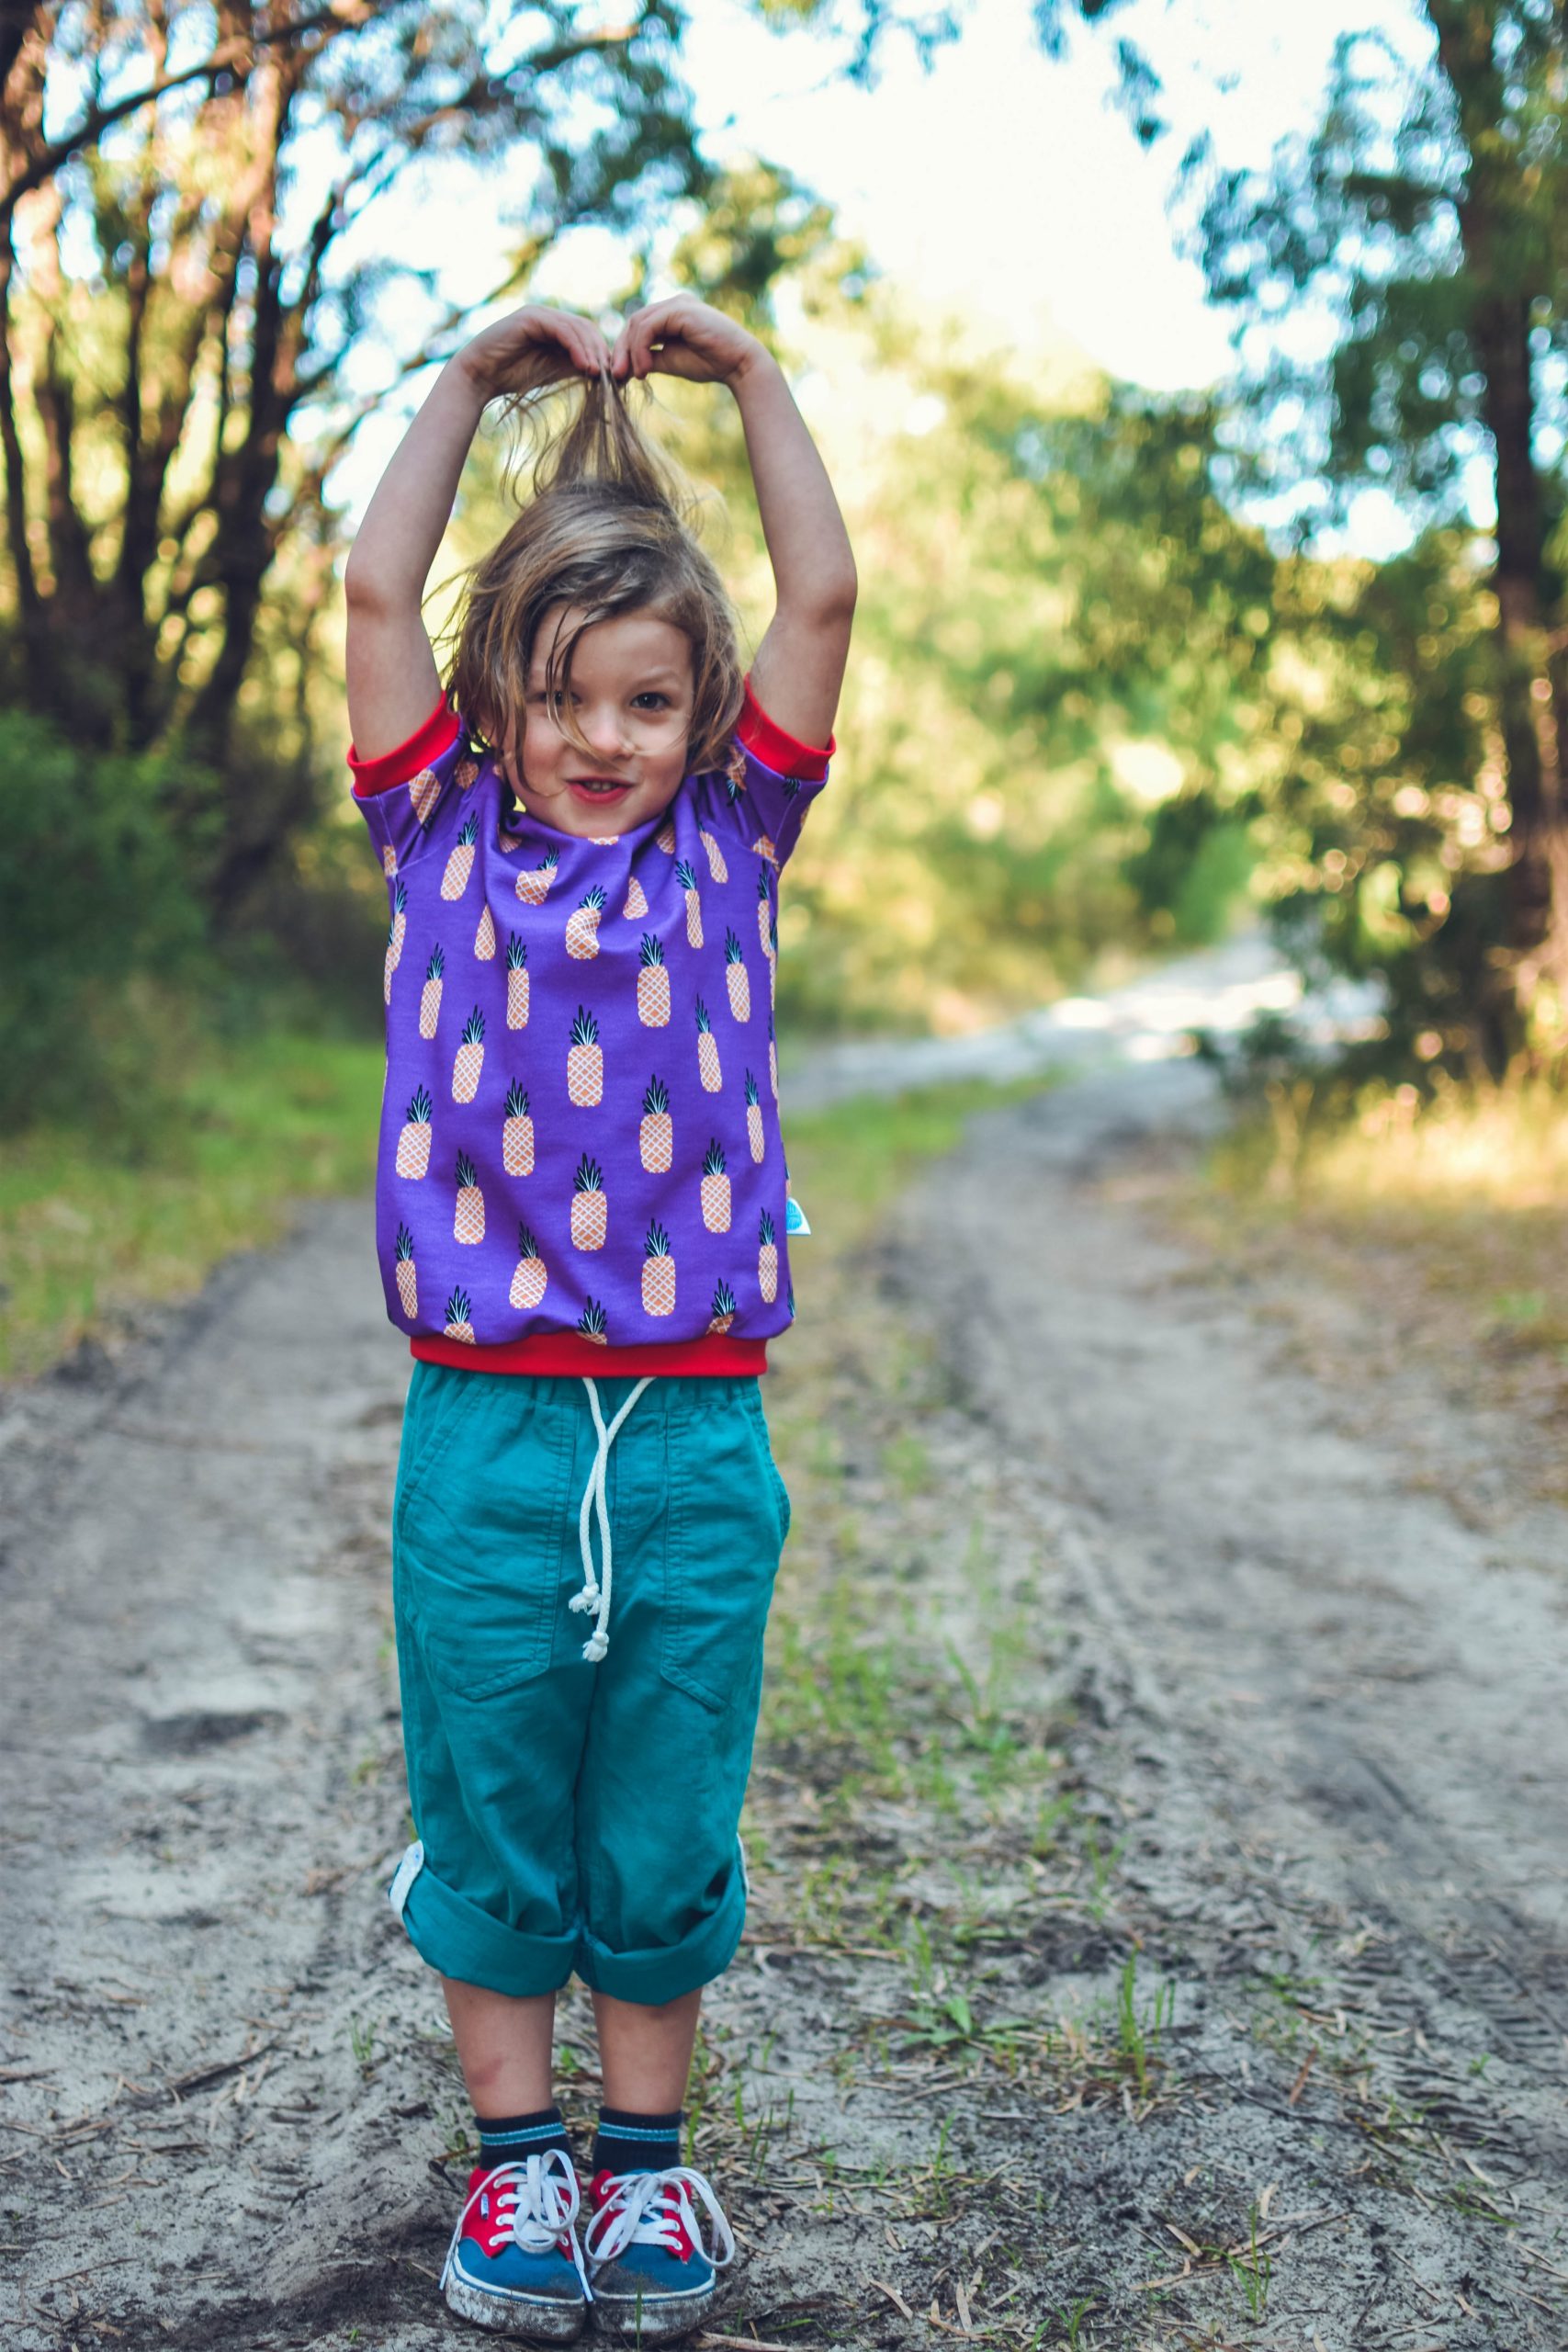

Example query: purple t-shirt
[350,684,829,1372]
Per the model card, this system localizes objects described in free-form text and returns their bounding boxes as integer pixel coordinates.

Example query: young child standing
[344,295,854,2344]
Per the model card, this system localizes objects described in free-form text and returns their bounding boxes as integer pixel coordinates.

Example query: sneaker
[582,2164,735,2344]
[440,2147,592,2341]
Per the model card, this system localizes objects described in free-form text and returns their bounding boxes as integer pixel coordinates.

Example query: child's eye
[634,693,670,711]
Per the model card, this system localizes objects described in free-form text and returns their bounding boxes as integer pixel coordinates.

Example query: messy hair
[443,369,745,777]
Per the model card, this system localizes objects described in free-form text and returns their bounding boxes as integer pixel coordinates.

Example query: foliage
[1031,0,1568,1075]
[0,1,708,902]
[0,707,214,1125]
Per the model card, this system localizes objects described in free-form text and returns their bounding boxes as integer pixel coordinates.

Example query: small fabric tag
[784,1194,811,1238]
[387,1838,424,1921]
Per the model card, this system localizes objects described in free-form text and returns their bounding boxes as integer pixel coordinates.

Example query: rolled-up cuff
[573,1847,749,2006]
[398,1852,578,1997]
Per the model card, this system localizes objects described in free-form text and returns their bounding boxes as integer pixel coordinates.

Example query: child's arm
[344,308,611,763]
[613,299,856,752]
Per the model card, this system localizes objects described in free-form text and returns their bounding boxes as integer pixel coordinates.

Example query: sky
[332,0,1434,550]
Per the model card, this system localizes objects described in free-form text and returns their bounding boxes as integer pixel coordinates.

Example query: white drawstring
[569,1375,652,1663]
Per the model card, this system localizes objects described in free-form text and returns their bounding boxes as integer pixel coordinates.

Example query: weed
[1114,1950,1175,2097]
[1051,2298,1098,2349]
[349,2017,377,2072]
[1227,2199,1272,2317]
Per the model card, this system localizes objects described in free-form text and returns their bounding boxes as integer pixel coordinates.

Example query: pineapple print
[502,1080,534,1176]
[624,874,649,919]
[452,1008,485,1103]
[757,866,773,957]
[700,828,728,884]
[637,934,671,1027]
[567,1007,603,1106]
[768,914,779,1006]
[724,930,750,1023]
[381,842,399,876]
[725,741,748,792]
[642,1223,676,1318]
[654,820,676,855]
[441,814,479,900]
[409,764,441,826]
[694,998,721,1093]
[393,1223,418,1320]
[571,1156,607,1251]
[516,849,558,906]
[700,1140,731,1234]
[758,1209,778,1303]
[566,886,607,960]
[396,1086,434,1179]
[443,1285,476,1343]
[577,1297,609,1346]
[456,745,479,791]
[751,833,777,865]
[744,1069,765,1163]
[383,884,407,1005]
[418,946,445,1039]
[639,1076,672,1173]
[454,1153,485,1246]
[474,903,497,961]
[509,1222,547,1311]
[499,815,524,852]
[675,859,703,947]
[505,933,530,1029]
[707,1278,737,1336]
[768,1014,778,1101]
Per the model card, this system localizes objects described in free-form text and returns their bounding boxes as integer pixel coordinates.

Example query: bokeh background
[4,0,1567,1377]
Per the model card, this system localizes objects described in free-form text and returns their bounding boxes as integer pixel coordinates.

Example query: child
[344,295,854,2344]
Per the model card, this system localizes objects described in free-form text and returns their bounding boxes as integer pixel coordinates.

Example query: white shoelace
[441,2148,592,2300]
[568,1374,652,1663]
[583,2165,737,2273]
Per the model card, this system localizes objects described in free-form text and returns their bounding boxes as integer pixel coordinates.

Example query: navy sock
[591,2105,682,2178]
[474,2104,572,2174]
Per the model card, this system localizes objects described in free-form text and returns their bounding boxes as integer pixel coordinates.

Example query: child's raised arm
[344,308,611,762]
[613,299,856,752]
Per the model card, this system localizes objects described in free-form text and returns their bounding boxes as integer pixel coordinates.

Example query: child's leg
[592,1984,703,2112]
[443,1975,558,2114]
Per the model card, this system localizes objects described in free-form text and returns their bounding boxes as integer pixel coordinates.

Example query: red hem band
[411,1333,769,1377]
[350,700,460,797]
[737,677,833,782]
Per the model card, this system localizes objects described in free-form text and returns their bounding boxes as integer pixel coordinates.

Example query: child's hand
[611,297,765,387]
[457,305,612,402]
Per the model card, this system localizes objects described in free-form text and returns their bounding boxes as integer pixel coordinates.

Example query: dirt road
[3,1006,1566,2351]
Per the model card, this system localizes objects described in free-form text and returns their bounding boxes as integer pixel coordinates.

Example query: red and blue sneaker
[582,2164,735,2343]
[440,2147,592,2341]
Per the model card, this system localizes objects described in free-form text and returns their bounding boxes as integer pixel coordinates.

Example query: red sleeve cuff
[349,698,461,797]
[736,677,833,782]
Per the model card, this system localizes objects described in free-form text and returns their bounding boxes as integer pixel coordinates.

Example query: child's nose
[584,709,629,758]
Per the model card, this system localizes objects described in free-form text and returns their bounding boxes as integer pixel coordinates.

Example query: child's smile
[509,605,695,838]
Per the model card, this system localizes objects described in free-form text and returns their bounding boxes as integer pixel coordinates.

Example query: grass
[0,1024,381,1379]
[1177,1072,1568,1501]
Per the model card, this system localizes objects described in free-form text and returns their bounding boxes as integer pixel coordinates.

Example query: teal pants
[389,1367,790,2006]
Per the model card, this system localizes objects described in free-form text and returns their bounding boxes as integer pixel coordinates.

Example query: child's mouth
[568,777,634,804]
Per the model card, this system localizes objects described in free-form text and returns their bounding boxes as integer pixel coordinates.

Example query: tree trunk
[1470,292,1568,1063]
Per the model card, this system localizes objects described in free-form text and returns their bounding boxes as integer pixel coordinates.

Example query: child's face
[507,605,694,838]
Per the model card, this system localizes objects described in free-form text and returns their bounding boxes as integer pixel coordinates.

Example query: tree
[1031,0,1568,1073]
[0,2,707,901]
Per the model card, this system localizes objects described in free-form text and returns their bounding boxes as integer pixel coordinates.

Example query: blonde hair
[444,370,745,776]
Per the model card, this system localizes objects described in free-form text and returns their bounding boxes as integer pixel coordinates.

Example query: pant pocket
[396,1379,576,1700]
[660,1385,784,1714]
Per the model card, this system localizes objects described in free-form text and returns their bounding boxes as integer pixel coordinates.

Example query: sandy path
[4,989,1567,2349]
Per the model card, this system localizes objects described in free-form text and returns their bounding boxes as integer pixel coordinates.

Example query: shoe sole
[589,2285,715,2345]
[444,2271,588,2342]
